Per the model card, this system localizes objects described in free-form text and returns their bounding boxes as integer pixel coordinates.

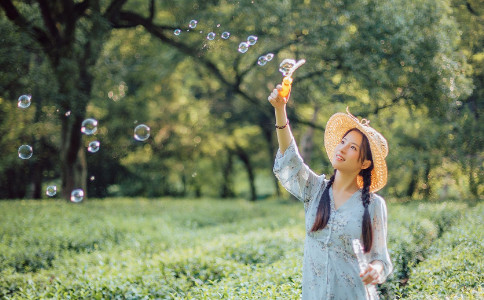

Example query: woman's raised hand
[268,84,290,109]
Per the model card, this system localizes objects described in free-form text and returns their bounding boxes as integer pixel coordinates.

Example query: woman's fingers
[360,266,379,285]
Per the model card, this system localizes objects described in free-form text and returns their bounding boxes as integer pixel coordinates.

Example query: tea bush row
[404,202,484,299]
[0,198,480,299]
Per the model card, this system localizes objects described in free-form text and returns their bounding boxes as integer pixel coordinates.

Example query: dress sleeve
[368,194,393,283]
[273,138,325,206]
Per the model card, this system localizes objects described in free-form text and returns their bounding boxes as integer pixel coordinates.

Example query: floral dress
[273,139,392,300]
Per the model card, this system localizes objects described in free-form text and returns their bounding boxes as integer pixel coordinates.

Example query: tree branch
[113,11,324,129]
[104,0,129,20]
[74,0,90,19]
[0,0,53,49]
[466,1,478,16]
[37,0,62,43]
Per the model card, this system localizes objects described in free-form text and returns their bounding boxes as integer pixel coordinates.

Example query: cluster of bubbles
[257,53,274,66]
[173,20,269,60]
[16,92,152,202]
[174,20,230,41]
[45,185,84,203]
[238,35,258,53]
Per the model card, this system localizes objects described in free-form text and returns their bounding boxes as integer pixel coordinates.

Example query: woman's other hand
[360,261,383,285]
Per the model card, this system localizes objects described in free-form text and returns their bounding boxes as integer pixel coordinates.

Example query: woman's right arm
[269,85,324,205]
[268,85,292,154]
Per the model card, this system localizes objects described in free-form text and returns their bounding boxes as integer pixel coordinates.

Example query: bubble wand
[278,58,306,98]
[352,239,380,300]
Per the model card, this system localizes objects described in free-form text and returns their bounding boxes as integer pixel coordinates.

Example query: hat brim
[324,113,387,193]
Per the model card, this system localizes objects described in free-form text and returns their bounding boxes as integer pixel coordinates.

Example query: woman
[268,84,392,299]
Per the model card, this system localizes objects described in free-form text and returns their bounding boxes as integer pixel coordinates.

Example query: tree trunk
[235,144,257,201]
[260,123,280,197]
[300,105,320,162]
[221,148,235,198]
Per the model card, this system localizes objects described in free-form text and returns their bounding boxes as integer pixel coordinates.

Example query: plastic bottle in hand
[352,239,380,300]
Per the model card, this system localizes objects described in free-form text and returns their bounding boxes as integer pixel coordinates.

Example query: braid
[360,166,373,253]
[310,170,336,232]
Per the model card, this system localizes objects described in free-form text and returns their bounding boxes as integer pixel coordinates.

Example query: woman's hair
[310,128,374,253]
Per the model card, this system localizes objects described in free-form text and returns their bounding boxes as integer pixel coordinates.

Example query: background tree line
[0,0,482,201]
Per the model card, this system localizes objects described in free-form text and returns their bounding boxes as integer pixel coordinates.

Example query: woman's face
[332,130,370,173]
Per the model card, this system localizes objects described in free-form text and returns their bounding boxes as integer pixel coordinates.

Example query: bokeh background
[1,0,482,202]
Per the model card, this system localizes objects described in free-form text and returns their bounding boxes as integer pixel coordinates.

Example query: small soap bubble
[90,176,95,181]
[216,24,221,28]
[70,189,84,203]
[221,32,231,39]
[134,124,150,141]
[247,35,258,46]
[18,95,31,108]
[207,32,216,40]
[238,42,249,53]
[87,141,100,153]
[257,55,268,66]
[174,29,181,35]
[46,186,56,197]
[18,145,33,159]
[81,118,98,135]
[189,20,198,29]
[265,53,274,61]
[65,111,71,117]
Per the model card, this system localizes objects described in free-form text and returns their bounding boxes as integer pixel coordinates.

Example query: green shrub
[404,203,484,299]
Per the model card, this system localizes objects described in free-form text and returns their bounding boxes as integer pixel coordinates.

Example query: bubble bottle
[352,239,380,300]
[278,58,306,98]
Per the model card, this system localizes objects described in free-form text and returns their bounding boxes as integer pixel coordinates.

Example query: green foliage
[0,198,482,299]
[404,202,484,299]
[1,0,480,200]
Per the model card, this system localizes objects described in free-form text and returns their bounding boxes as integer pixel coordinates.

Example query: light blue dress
[273,139,393,300]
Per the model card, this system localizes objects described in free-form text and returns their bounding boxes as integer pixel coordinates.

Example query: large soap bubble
[18,145,33,159]
[81,118,98,135]
[70,189,84,203]
[46,186,57,197]
[18,95,31,108]
[134,124,150,141]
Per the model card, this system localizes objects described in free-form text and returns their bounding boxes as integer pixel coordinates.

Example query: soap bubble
[247,35,258,46]
[18,145,33,159]
[238,42,249,53]
[189,20,198,29]
[265,53,274,61]
[70,189,84,203]
[90,176,95,181]
[134,124,150,141]
[87,141,100,153]
[258,55,268,66]
[65,111,71,117]
[18,95,31,108]
[207,32,216,40]
[221,32,231,39]
[81,118,98,135]
[46,186,56,197]
[174,29,181,35]
[279,59,296,76]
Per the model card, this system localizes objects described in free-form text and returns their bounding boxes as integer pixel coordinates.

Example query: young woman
[268,85,392,299]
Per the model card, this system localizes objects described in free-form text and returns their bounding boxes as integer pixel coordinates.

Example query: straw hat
[324,107,388,193]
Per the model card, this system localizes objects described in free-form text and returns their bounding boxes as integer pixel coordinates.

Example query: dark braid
[310,170,336,232]
[360,165,374,253]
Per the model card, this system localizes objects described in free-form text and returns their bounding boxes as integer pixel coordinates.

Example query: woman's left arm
[361,195,393,285]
